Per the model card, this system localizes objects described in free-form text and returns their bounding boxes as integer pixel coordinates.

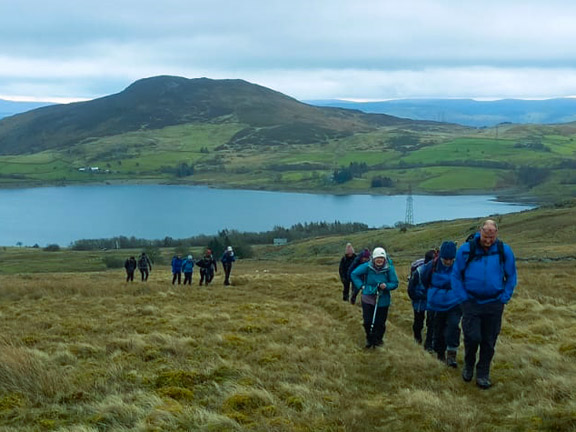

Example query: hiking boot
[462,366,474,382]
[446,350,458,368]
[476,377,492,389]
[437,351,446,362]
[375,339,384,347]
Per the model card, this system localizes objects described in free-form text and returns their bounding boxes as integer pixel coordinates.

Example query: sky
[2,0,576,103]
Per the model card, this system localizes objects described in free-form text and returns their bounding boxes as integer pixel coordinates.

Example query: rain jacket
[171,256,183,273]
[451,233,517,304]
[421,258,464,311]
[351,259,399,308]
[181,258,194,273]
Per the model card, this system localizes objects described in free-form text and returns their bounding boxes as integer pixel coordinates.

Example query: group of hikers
[339,219,517,390]
[123,246,237,286]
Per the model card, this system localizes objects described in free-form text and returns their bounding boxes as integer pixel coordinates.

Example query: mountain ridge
[0,76,420,155]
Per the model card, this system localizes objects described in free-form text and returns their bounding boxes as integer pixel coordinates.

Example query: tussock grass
[0,259,574,431]
[1,204,576,430]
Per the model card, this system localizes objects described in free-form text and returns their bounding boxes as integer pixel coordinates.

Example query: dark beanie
[439,241,457,260]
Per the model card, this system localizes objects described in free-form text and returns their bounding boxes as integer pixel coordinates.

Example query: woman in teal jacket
[351,247,399,348]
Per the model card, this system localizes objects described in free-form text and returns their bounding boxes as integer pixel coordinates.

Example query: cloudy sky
[2,0,576,102]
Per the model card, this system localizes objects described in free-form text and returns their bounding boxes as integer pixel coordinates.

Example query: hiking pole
[368,288,381,348]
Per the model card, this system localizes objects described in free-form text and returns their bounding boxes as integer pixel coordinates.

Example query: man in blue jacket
[452,220,517,389]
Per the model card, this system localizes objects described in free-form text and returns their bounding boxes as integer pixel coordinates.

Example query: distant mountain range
[305,98,576,127]
[0,76,426,155]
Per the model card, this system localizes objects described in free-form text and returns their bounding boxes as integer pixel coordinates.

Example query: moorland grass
[0,260,574,431]
[0,203,575,430]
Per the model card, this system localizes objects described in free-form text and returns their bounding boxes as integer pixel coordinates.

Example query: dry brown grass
[0,257,574,431]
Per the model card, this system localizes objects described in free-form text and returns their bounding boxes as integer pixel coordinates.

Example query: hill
[0,76,418,155]
[0,76,575,203]
[0,203,574,430]
[306,98,576,127]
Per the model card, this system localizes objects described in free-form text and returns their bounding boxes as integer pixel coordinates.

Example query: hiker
[407,249,436,350]
[221,246,236,286]
[348,248,371,305]
[339,243,357,301]
[181,254,195,285]
[138,252,152,281]
[171,254,183,285]
[350,247,399,348]
[420,241,463,367]
[197,248,218,286]
[124,256,137,282]
[452,219,517,389]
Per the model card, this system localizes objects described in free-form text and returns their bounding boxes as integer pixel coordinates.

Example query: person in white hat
[351,247,399,348]
[221,246,236,286]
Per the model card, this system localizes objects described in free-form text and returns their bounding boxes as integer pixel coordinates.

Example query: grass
[0,202,575,430]
[1,122,576,202]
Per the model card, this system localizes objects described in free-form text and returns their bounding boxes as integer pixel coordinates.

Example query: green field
[1,122,575,203]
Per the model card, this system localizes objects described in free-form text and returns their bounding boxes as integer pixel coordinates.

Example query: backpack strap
[461,239,506,280]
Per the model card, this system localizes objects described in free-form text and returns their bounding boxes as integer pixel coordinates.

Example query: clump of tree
[333,162,368,184]
[514,137,550,152]
[388,133,421,151]
[517,166,550,188]
[70,221,371,252]
[371,176,394,188]
[160,162,194,177]
[43,244,61,252]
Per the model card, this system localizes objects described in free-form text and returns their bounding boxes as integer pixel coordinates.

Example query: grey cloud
[3,0,576,100]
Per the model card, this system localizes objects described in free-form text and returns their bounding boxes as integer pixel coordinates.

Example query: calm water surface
[0,185,534,246]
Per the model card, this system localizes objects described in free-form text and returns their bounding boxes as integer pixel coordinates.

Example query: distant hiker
[348,248,371,305]
[421,241,463,367]
[339,243,357,301]
[181,254,195,285]
[138,253,152,281]
[407,249,436,350]
[197,248,218,286]
[351,247,399,348]
[452,220,517,389]
[124,256,137,282]
[171,254,183,285]
[221,246,236,286]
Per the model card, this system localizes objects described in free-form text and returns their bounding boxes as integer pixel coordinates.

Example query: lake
[0,185,534,246]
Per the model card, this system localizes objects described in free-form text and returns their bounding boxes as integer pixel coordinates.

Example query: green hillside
[0,76,575,202]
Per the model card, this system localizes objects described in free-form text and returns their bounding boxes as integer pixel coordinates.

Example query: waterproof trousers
[461,301,504,379]
[183,272,192,285]
[361,302,389,346]
[413,310,436,350]
[222,262,233,285]
[433,306,462,356]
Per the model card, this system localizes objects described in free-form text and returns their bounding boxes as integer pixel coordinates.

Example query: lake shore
[0,177,543,205]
